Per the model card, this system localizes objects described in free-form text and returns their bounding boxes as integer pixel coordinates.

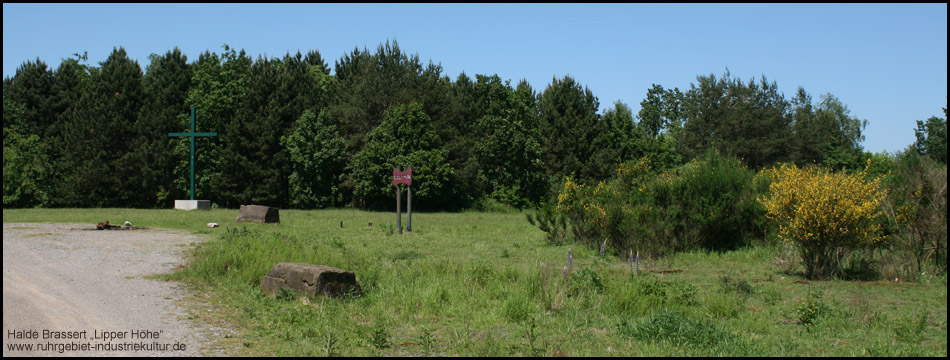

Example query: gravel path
[2,222,236,357]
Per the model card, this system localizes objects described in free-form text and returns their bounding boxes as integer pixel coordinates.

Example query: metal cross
[168,107,217,200]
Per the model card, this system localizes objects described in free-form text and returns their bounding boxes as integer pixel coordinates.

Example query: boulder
[237,205,279,223]
[261,263,361,298]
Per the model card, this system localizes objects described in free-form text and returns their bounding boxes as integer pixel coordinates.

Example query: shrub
[3,130,52,208]
[759,160,887,280]
[880,153,947,279]
[530,150,766,257]
[650,150,764,251]
[795,290,828,328]
[525,198,570,245]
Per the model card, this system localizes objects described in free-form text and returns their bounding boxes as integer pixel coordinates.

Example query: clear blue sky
[4,3,946,154]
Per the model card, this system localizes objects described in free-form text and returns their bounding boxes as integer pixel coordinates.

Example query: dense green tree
[637,84,685,138]
[789,87,869,170]
[789,87,823,165]
[913,106,947,165]
[2,41,924,212]
[3,129,51,207]
[636,85,685,171]
[209,50,333,208]
[441,72,482,205]
[332,40,427,149]
[331,40,455,206]
[114,48,193,207]
[282,109,348,208]
[348,102,454,209]
[59,47,144,207]
[813,93,868,171]
[4,58,54,137]
[3,94,52,207]
[591,101,640,177]
[45,55,93,206]
[213,55,284,207]
[537,75,606,183]
[182,45,251,204]
[680,70,791,169]
[471,75,547,208]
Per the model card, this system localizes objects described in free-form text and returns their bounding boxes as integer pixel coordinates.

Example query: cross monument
[169,107,217,210]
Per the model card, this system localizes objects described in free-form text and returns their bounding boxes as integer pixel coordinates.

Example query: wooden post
[396,183,402,235]
[392,165,412,235]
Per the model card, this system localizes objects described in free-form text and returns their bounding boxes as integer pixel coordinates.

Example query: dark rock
[236,205,280,223]
[261,263,361,298]
[96,221,121,230]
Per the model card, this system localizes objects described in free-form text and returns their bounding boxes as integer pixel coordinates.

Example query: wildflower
[568,250,574,270]
[636,251,640,275]
[628,250,634,275]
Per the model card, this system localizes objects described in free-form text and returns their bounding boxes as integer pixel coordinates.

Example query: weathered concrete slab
[175,200,211,210]
[261,263,361,298]
[236,205,279,223]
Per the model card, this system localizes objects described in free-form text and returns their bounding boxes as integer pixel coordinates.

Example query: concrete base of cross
[174,200,211,210]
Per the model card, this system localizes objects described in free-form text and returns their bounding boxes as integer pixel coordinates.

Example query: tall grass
[4,208,947,356]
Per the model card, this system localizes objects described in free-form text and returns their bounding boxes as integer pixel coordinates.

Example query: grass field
[4,208,947,356]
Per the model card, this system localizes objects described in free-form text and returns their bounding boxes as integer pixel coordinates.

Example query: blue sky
[3,3,946,154]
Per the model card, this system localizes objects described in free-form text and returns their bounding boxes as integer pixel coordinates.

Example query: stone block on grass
[236,204,280,223]
[261,263,361,298]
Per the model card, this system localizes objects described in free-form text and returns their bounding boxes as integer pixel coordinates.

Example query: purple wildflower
[635,251,641,275]
[628,250,634,275]
[567,248,573,273]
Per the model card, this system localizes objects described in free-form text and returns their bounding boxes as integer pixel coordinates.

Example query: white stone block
[174,200,211,210]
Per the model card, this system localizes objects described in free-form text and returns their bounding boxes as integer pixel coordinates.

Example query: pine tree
[537,75,605,183]
[60,47,144,207]
[118,47,193,207]
[681,70,791,169]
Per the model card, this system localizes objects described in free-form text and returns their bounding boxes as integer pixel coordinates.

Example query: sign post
[393,166,413,234]
[169,107,217,209]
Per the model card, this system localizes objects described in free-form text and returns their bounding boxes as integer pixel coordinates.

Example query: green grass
[4,208,947,356]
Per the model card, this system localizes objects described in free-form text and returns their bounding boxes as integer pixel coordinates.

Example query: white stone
[207,223,219,228]
[174,200,211,210]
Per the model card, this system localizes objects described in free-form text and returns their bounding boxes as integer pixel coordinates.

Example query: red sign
[393,167,412,186]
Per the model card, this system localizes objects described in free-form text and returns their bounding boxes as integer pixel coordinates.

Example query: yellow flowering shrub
[759,160,887,279]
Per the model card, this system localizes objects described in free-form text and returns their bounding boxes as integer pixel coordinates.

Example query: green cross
[169,107,217,200]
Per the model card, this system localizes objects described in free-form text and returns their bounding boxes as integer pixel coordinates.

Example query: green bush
[880,153,947,279]
[531,150,767,256]
[348,102,456,209]
[3,129,52,208]
[282,109,348,209]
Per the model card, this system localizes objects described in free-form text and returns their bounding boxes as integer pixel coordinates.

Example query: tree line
[3,40,946,210]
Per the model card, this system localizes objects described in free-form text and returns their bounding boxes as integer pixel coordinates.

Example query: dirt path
[2,223,235,357]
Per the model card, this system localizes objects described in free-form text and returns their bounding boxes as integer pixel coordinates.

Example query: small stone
[207,223,219,228]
